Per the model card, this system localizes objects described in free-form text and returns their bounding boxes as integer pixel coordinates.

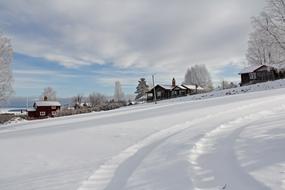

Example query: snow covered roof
[148,84,204,91]
[34,101,61,107]
[174,85,186,90]
[239,65,273,74]
[182,84,204,90]
[158,84,174,90]
[27,108,36,112]
[147,84,174,92]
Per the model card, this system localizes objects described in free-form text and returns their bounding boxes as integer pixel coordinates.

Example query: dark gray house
[239,65,277,86]
[146,78,204,102]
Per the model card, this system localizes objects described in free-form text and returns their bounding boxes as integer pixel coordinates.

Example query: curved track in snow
[1,89,285,190]
[77,95,285,190]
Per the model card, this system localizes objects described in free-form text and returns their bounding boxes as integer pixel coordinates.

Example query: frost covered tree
[135,78,149,100]
[114,81,124,102]
[89,92,107,107]
[247,0,285,66]
[247,17,275,65]
[40,87,57,101]
[247,15,284,66]
[0,34,13,102]
[72,94,83,109]
[184,65,213,90]
[263,0,285,52]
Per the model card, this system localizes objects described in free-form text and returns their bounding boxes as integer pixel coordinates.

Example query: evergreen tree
[135,78,149,100]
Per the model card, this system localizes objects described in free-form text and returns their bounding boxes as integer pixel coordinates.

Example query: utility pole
[152,74,157,104]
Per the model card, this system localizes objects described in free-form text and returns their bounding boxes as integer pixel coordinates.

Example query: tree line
[39,80,129,116]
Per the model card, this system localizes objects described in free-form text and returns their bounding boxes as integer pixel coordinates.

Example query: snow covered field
[0,87,285,190]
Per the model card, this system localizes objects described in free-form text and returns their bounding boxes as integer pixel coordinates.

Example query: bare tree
[247,0,285,66]
[89,92,107,107]
[0,34,13,102]
[72,94,83,109]
[263,0,285,51]
[184,65,213,90]
[114,81,125,102]
[40,87,57,101]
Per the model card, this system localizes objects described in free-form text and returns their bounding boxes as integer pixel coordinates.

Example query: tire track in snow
[76,99,274,190]
[77,120,203,190]
[188,109,281,190]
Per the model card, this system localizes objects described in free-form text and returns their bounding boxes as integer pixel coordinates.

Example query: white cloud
[0,0,266,79]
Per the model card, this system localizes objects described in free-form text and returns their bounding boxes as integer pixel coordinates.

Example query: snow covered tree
[247,15,284,66]
[247,0,285,67]
[0,34,13,102]
[114,81,124,102]
[263,0,285,52]
[89,92,107,107]
[72,94,83,109]
[40,87,57,101]
[184,65,213,90]
[135,78,149,100]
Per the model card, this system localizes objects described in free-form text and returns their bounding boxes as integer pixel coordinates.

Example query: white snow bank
[165,79,285,103]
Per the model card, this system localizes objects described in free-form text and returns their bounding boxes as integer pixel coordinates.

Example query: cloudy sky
[0,0,266,97]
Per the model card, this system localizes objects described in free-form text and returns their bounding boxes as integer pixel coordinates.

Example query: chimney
[44,96,48,101]
[172,78,176,87]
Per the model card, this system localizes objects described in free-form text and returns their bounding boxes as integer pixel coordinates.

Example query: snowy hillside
[170,79,285,103]
[0,85,285,190]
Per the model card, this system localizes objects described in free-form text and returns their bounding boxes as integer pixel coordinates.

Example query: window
[157,91,161,97]
[51,106,56,109]
[249,72,256,80]
[40,111,46,116]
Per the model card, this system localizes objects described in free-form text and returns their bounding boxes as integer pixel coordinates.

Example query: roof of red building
[34,101,61,107]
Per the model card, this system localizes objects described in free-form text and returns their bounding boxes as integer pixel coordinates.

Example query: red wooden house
[28,100,61,118]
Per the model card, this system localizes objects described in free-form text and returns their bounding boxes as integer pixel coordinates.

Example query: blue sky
[13,53,152,97]
[1,0,266,98]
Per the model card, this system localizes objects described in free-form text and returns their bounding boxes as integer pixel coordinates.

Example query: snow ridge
[188,109,281,190]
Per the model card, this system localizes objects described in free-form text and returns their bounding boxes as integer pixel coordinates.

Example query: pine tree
[135,78,149,100]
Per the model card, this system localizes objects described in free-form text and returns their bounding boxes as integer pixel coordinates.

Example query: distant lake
[0,108,27,114]
[1,97,72,109]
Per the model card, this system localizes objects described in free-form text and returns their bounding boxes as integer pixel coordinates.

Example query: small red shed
[28,101,61,118]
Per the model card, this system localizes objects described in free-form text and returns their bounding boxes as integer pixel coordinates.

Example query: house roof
[239,65,273,74]
[148,84,204,92]
[182,84,204,90]
[27,108,36,112]
[147,84,174,92]
[157,84,174,90]
[173,85,186,90]
[34,101,61,107]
